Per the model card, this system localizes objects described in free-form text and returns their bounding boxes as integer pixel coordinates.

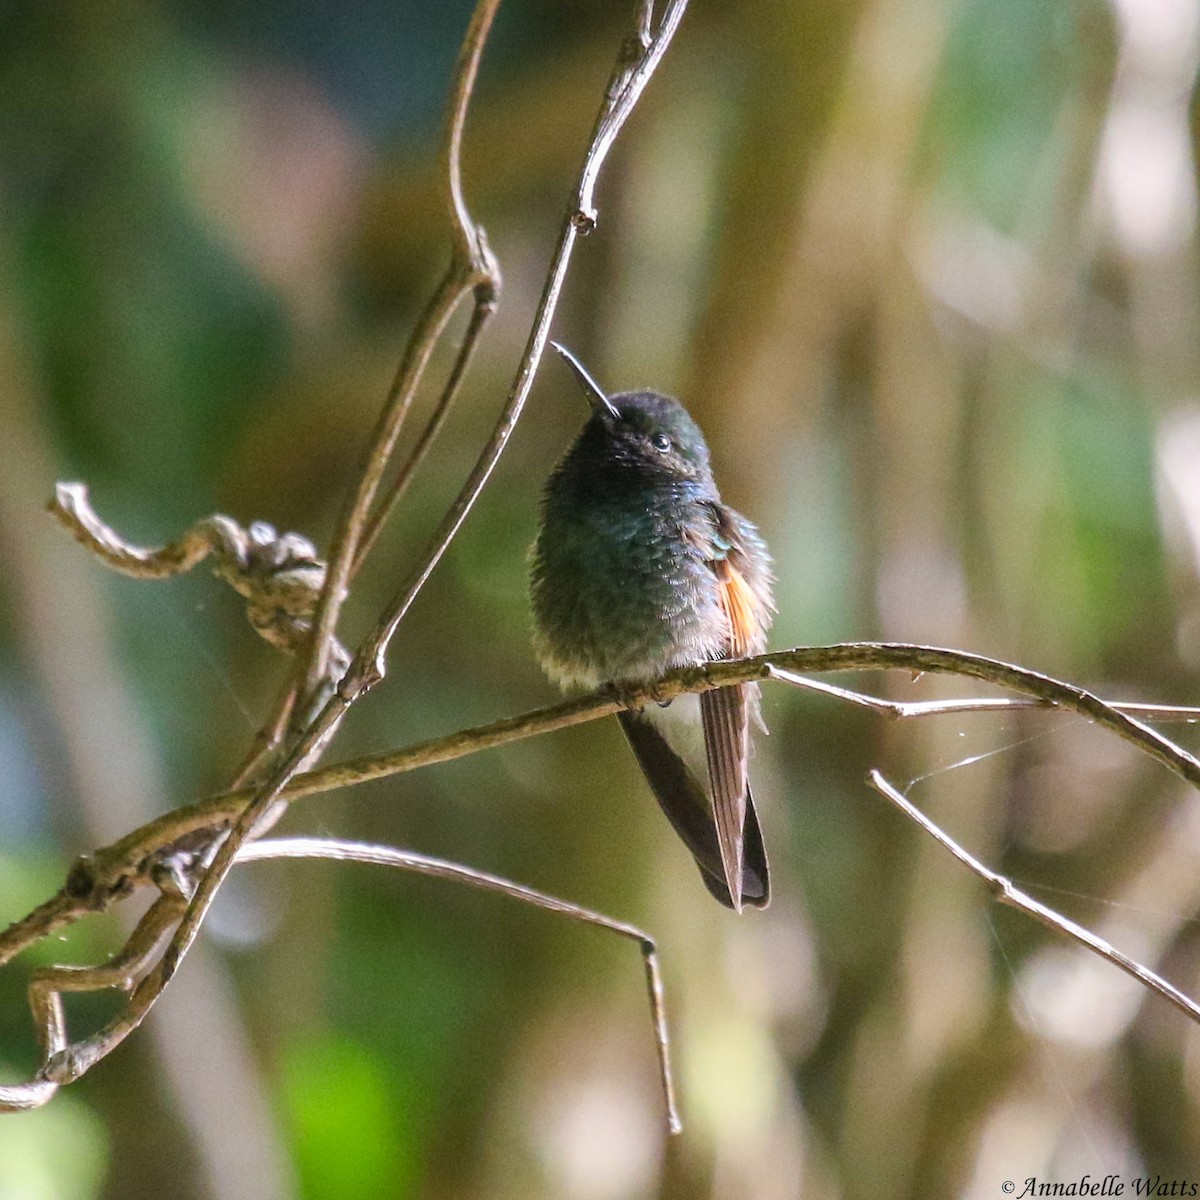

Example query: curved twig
[49,482,247,580]
[300,0,503,697]
[49,484,341,663]
[236,837,680,1134]
[868,770,1200,1026]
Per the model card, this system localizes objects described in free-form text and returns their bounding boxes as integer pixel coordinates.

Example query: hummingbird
[529,342,775,911]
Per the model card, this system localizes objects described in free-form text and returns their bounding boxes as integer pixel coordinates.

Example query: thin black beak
[550,341,621,420]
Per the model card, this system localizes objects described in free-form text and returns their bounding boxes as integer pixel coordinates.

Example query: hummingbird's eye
[651,433,672,453]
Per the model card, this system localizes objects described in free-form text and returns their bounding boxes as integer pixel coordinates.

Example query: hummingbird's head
[550,341,714,487]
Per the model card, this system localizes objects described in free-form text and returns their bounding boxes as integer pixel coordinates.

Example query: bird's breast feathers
[531,493,770,688]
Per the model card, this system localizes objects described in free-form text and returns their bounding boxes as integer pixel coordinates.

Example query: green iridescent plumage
[532,394,733,687]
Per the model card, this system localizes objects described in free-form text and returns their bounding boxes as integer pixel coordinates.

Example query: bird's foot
[605,680,673,711]
[604,681,642,712]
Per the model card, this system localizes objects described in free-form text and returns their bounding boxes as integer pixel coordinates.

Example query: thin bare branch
[439,0,501,266]
[0,891,91,972]
[0,1072,57,1113]
[229,682,298,788]
[867,770,1200,1026]
[352,295,496,575]
[768,666,1042,717]
[236,837,680,1134]
[575,1,688,228]
[300,0,502,697]
[766,664,1200,722]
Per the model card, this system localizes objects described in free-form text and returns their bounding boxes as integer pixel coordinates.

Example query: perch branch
[3,637,1199,1112]
[4,640,1200,1114]
[9,641,1200,977]
[10,631,1200,1114]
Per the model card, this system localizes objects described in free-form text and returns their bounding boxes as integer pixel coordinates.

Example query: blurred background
[2,0,1200,1195]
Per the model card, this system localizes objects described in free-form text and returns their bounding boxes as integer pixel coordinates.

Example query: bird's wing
[697,503,774,911]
